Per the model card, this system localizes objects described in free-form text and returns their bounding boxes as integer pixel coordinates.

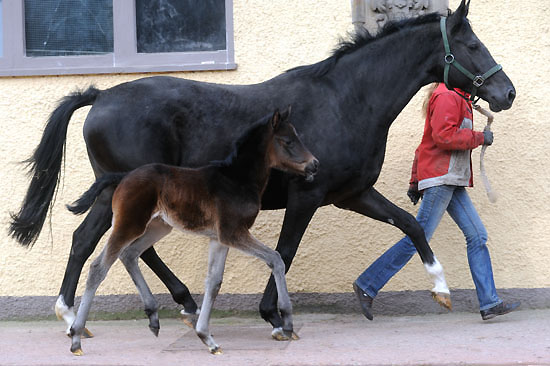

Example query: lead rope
[473,104,497,203]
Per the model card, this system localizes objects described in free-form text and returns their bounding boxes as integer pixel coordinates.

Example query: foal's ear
[280,105,292,121]
[271,109,281,130]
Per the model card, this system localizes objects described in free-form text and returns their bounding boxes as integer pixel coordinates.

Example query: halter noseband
[440,16,502,104]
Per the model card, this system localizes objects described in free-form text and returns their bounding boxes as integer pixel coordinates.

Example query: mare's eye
[468,42,480,50]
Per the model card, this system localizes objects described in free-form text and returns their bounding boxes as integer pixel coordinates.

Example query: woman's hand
[483,130,494,146]
[407,182,422,205]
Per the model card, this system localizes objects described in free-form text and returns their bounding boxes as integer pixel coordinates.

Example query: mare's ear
[454,0,470,19]
[271,109,281,130]
[448,0,470,33]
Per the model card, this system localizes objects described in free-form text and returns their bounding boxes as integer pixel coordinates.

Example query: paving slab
[0,309,549,366]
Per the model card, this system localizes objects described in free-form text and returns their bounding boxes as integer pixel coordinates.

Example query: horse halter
[440,16,502,104]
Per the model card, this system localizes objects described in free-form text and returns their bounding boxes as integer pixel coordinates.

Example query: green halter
[440,17,502,104]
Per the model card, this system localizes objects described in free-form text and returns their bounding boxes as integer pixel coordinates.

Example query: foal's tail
[9,86,101,247]
[67,173,126,215]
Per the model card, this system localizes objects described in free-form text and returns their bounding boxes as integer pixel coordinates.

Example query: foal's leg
[118,219,172,337]
[335,186,451,309]
[57,189,113,338]
[58,188,197,335]
[70,245,121,355]
[229,233,295,341]
[195,239,229,354]
[70,219,146,355]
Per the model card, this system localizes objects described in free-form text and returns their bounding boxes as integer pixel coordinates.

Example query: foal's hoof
[71,348,84,356]
[149,325,160,337]
[271,327,299,341]
[209,346,223,355]
[431,291,452,310]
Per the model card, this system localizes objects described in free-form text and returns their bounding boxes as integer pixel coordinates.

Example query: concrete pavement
[1,309,549,366]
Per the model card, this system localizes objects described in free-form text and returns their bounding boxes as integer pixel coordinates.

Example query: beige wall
[1,0,549,301]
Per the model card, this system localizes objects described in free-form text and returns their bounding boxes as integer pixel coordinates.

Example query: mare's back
[83,76,273,170]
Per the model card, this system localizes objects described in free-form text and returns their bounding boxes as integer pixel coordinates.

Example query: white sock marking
[424,257,450,294]
[55,295,76,335]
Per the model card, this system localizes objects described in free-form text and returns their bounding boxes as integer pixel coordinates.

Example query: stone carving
[352,0,448,34]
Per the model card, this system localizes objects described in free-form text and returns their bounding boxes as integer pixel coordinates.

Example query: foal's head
[268,108,319,182]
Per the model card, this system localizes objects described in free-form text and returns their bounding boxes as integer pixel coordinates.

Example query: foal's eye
[278,138,293,147]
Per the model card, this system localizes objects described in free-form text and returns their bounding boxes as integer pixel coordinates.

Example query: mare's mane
[287,11,466,78]
[209,113,274,168]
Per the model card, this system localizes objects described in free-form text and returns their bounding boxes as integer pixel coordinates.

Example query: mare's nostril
[507,88,516,103]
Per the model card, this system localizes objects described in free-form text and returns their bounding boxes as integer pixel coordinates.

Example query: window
[0,0,236,76]
[0,1,3,57]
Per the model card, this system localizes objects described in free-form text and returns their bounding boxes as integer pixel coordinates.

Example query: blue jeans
[356,185,502,311]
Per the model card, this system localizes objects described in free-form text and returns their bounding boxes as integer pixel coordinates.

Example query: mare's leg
[140,248,198,316]
[259,186,323,332]
[194,239,229,354]
[231,233,295,341]
[118,219,173,336]
[56,189,113,337]
[335,186,451,309]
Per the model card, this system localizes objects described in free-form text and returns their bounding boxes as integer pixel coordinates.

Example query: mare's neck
[334,20,442,131]
[219,127,272,194]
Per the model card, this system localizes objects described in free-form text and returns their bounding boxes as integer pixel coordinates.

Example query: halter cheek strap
[440,17,502,104]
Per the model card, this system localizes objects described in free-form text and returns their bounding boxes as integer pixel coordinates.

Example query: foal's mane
[209,113,273,168]
[287,11,461,78]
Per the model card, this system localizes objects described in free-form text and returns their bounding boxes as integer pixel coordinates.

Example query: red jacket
[411,84,485,190]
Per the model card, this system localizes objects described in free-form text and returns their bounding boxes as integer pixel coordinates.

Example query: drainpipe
[351,0,366,33]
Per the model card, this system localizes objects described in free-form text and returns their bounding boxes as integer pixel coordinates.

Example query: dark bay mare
[66,109,317,355]
[10,1,515,337]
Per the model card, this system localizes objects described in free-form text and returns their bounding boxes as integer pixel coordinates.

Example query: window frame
[0,0,236,76]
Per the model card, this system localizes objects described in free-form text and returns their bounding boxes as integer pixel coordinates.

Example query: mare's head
[442,0,515,111]
[268,108,319,182]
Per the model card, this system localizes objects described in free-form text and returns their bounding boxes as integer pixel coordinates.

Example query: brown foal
[67,108,318,355]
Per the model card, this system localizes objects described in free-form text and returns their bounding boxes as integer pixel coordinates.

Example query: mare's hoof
[431,291,452,310]
[83,328,94,339]
[67,327,93,339]
[271,327,297,341]
[149,326,160,337]
[181,309,200,328]
[71,348,84,356]
[209,346,223,355]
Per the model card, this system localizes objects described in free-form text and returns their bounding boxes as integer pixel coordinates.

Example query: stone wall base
[1,288,549,320]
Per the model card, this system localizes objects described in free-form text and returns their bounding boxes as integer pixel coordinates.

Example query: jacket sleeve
[409,147,419,185]
[429,93,485,150]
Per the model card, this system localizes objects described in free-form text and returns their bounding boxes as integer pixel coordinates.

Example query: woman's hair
[422,83,440,118]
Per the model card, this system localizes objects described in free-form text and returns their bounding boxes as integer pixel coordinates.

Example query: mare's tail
[9,86,101,247]
[67,173,126,215]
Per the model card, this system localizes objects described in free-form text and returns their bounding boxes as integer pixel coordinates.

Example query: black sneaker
[480,301,521,320]
[353,281,374,321]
